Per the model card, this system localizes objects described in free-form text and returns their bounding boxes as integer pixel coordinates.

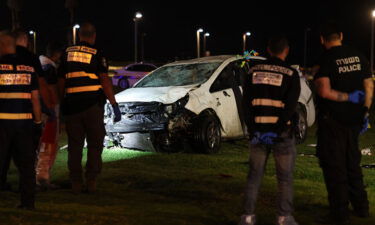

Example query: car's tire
[193,115,221,154]
[119,78,130,89]
[295,103,308,144]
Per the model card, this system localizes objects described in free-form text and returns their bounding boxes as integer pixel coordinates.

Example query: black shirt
[314,45,372,126]
[0,54,39,128]
[59,41,108,115]
[243,57,301,134]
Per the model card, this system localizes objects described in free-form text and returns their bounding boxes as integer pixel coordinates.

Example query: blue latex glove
[348,90,365,104]
[260,132,278,145]
[112,103,122,123]
[250,132,261,145]
[360,117,369,135]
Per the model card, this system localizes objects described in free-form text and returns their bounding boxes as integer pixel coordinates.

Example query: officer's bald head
[0,30,16,56]
[78,23,96,44]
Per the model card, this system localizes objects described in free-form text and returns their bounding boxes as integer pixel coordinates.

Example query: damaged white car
[104,55,315,153]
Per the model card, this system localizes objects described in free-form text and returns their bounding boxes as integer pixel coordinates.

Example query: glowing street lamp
[243,32,251,53]
[203,32,210,54]
[196,28,204,58]
[73,24,80,45]
[29,30,36,54]
[371,10,375,75]
[134,12,143,62]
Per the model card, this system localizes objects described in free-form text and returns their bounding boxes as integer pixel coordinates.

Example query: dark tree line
[7,0,79,30]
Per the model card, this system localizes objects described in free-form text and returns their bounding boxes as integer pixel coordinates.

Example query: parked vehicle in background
[105,56,315,153]
[112,63,157,89]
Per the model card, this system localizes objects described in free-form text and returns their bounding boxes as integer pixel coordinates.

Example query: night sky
[0,0,374,66]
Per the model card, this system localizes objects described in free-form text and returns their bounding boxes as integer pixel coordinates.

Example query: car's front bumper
[105,102,169,133]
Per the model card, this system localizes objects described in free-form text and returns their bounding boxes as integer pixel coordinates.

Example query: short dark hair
[79,22,96,38]
[46,41,64,57]
[320,21,342,41]
[268,34,289,55]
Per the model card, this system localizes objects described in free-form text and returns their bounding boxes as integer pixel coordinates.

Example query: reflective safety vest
[244,57,301,133]
[60,42,108,115]
[0,57,36,122]
[64,44,103,96]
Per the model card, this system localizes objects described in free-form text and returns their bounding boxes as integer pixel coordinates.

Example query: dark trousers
[317,116,369,218]
[0,149,12,189]
[65,104,105,183]
[244,131,296,216]
[0,125,36,206]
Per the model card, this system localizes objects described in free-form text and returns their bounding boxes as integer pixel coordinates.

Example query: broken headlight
[164,95,189,115]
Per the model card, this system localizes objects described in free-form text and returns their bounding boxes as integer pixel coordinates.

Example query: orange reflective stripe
[0,113,32,120]
[254,116,279,124]
[66,72,99,80]
[66,85,102,93]
[252,99,285,108]
[0,93,31,99]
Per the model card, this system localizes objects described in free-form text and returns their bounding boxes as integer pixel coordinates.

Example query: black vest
[0,54,38,127]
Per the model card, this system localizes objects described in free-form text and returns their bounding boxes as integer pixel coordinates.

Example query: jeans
[243,131,296,216]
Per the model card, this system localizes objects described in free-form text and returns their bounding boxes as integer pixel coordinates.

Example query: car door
[209,62,244,138]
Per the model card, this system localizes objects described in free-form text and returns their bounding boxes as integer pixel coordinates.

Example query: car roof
[125,63,157,68]
[167,55,265,66]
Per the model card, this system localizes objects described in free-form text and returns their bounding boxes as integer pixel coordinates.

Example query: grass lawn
[1,127,375,225]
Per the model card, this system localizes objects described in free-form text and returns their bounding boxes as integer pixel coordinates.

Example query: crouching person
[239,35,301,225]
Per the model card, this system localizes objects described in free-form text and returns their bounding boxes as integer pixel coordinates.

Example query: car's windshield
[134,62,221,88]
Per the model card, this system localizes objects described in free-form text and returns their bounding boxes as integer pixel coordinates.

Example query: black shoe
[16,204,35,210]
[315,214,349,225]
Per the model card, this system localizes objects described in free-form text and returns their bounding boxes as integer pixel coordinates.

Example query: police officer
[314,22,374,224]
[239,35,301,225]
[58,23,121,194]
[13,29,51,110]
[0,30,42,209]
[0,29,47,191]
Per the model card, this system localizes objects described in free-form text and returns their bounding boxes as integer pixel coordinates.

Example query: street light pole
[203,32,210,54]
[243,32,251,53]
[29,30,36,54]
[134,12,143,63]
[73,24,80,45]
[371,10,375,75]
[196,28,203,58]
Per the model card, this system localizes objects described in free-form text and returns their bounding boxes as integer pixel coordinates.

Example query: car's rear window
[134,62,221,88]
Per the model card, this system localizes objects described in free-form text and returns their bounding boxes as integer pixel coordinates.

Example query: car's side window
[210,63,235,93]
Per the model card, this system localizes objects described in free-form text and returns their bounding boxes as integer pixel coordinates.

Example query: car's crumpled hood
[115,85,196,104]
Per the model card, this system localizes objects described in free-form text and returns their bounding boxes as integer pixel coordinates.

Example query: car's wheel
[193,115,221,154]
[150,131,180,153]
[295,103,307,144]
[119,78,130,89]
